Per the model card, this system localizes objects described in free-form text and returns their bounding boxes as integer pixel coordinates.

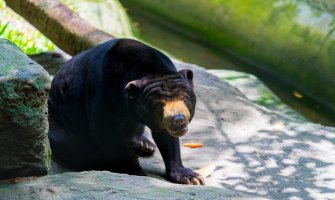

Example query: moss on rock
[0,39,51,180]
[121,0,335,112]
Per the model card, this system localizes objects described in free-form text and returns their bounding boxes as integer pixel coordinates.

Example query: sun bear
[48,38,204,185]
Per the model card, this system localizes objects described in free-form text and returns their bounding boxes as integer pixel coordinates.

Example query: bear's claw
[168,167,205,185]
[130,135,156,157]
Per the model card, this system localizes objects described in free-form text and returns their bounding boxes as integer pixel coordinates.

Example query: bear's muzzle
[163,100,190,137]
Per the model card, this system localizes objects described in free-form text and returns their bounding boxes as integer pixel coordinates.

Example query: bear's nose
[171,114,186,128]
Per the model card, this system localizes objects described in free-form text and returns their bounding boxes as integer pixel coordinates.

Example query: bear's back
[48,39,177,136]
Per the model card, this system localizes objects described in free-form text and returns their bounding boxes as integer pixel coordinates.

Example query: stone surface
[0,171,263,200]
[0,39,51,179]
[208,69,305,121]
[29,50,71,75]
[29,52,335,199]
[138,61,335,200]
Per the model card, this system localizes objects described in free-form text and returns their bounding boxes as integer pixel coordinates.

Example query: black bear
[48,38,204,185]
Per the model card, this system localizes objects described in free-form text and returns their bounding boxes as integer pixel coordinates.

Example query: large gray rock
[28,52,335,199]
[0,171,262,200]
[138,61,335,200]
[0,39,51,179]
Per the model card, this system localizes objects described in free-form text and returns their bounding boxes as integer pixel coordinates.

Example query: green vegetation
[0,0,55,54]
[0,0,134,54]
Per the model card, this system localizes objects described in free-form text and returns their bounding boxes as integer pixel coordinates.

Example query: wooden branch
[4,0,114,55]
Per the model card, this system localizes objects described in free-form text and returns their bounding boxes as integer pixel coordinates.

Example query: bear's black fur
[48,39,204,185]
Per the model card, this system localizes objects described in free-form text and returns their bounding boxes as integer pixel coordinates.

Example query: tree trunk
[4,0,114,56]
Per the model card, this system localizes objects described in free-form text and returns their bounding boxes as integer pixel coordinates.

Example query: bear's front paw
[167,167,205,185]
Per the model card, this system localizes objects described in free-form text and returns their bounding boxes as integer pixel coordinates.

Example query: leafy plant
[0,0,56,54]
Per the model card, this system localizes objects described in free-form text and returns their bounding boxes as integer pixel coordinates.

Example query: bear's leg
[85,95,148,175]
[48,119,106,170]
[152,131,205,185]
[88,116,146,176]
[128,124,156,157]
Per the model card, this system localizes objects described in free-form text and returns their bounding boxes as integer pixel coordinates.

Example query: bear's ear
[178,69,194,88]
[125,80,140,99]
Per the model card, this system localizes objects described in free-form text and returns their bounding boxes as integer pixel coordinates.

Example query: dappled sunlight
[2,0,335,198]
[203,115,335,199]
[279,166,296,176]
[139,64,335,199]
[124,74,335,198]
[208,70,305,121]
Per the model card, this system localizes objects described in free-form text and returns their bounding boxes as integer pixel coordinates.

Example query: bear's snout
[168,114,188,137]
[162,100,190,137]
[171,114,186,128]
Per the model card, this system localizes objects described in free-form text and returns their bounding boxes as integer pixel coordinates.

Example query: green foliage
[0,0,55,54]
[61,0,134,38]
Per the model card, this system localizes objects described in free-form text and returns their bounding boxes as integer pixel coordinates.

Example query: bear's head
[125,69,195,137]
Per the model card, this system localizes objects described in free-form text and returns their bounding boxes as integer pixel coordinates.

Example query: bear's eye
[183,96,190,104]
[155,102,164,111]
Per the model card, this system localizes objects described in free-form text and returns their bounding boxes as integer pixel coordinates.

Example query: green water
[125,7,335,127]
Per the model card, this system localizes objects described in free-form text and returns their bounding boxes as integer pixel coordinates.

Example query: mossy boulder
[0,39,51,180]
[121,0,335,113]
